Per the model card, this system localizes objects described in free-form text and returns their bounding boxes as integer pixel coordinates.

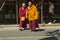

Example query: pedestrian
[27,1,39,31]
[48,1,55,24]
[19,3,27,31]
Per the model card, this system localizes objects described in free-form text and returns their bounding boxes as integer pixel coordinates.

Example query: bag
[21,17,25,21]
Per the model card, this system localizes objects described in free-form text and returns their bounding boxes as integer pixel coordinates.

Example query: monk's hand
[26,16,27,19]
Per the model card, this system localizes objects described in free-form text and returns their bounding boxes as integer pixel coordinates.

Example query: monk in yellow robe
[27,1,39,31]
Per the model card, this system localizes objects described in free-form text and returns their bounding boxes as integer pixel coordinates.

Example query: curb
[0,36,51,39]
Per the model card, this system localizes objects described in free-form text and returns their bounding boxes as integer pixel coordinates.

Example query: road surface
[0,26,60,40]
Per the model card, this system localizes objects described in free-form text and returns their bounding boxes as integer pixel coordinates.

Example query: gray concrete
[0,26,60,40]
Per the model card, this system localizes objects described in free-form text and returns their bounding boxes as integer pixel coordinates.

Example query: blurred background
[0,0,60,24]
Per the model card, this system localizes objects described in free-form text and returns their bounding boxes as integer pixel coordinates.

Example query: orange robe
[27,5,39,21]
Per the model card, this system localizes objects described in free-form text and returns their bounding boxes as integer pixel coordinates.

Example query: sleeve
[34,6,39,20]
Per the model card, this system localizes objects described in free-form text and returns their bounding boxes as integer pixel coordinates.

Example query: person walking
[48,2,55,24]
[19,3,27,31]
[27,1,39,31]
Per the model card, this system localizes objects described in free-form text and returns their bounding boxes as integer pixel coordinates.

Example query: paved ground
[0,26,60,40]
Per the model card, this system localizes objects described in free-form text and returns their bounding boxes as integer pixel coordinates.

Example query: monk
[27,1,39,31]
[19,3,27,31]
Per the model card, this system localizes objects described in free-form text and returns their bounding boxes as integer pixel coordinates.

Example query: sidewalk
[0,26,49,40]
[0,26,51,40]
[0,25,59,40]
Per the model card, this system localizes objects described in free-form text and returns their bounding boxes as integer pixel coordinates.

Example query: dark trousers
[35,20,39,28]
[29,20,36,30]
[48,13,53,23]
[20,19,27,28]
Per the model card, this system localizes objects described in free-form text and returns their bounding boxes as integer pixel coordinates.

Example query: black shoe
[24,28,30,30]
[19,29,24,31]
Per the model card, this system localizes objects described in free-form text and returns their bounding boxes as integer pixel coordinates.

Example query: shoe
[19,29,24,31]
[36,28,39,30]
[24,28,30,30]
[31,30,37,32]
[48,22,52,24]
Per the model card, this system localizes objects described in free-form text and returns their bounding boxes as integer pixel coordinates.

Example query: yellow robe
[27,5,39,21]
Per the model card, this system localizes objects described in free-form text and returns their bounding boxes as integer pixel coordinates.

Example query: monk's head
[28,1,32,7]
[22,3,26,8]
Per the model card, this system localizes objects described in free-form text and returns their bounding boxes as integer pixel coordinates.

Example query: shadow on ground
[34,29,45,32]
[39,37,58,40]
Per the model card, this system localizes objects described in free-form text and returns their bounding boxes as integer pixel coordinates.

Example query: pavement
[0,25,60,40]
